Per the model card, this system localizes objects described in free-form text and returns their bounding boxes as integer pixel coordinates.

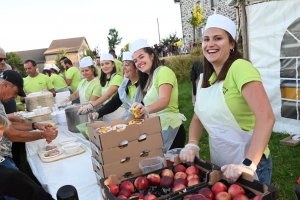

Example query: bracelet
[32,122,37,130]
[40,132,44,139]
[189,140,198,144]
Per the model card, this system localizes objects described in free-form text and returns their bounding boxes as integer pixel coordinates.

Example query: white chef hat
[129,39,150,55]
[44,65,51,70]
[50,65,60,72]
[204,14,236,39]
[100,54,114,62]
[122,52,133,61]
[80,56,93,68]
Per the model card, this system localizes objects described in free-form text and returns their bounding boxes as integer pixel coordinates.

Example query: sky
[1,0,183,56]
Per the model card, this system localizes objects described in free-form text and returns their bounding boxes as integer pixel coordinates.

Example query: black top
[190,61,203,95]
[2,99,17,114]
[96,93,122,118]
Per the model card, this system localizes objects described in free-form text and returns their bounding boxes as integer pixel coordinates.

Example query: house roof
[44,37,88,55]
[16,48,48,64]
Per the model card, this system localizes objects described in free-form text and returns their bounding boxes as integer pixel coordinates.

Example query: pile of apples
[183,182,262,200]
[106,164,202,199]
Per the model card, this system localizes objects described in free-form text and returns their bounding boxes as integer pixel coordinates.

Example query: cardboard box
[91,132,163,165]
[88,115,162,151]
[280,134,300,146]
[92,148,164,181]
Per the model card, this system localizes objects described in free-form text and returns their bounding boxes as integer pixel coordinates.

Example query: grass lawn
[19,81,299,199]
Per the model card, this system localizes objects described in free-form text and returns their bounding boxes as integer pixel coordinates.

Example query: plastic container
[139,156,166,174]
[165,148,182,166]
[61,142,81,154]
[58,137,77,146]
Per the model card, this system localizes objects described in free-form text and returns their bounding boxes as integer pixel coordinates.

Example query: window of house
[211,0,218,9]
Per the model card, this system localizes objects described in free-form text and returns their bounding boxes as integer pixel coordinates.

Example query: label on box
[91,156,100,168]
[90,142,99,154]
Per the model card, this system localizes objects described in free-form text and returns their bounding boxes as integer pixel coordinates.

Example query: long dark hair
[100,61,116,87]
[138,47,161,97]
[124,60,139,95]
[201,31,243,88]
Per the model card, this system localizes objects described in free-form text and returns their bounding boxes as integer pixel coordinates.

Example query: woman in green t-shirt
[78,54,124,123]
[43,65,69,93]
[129,39,186,154]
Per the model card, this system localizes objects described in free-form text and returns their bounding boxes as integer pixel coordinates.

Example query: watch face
[243,158,252,166]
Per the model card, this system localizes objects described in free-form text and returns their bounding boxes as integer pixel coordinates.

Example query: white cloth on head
[129,39,150,54]
[122,52,133,61]
[44,65,51,70]
[80,56,93,68]
[51,65,60,72]
[100,54,114,62]
[204,14,236,39]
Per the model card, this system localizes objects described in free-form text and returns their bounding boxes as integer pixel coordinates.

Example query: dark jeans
[169,124,186,150]
[12,142,25,168]
[256,154,272,185]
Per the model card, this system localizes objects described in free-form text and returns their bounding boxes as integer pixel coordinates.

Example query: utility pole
[241,1,249,59]
[157,18,161,43]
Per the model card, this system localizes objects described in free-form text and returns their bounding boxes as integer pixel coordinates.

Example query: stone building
[175,0,237,49]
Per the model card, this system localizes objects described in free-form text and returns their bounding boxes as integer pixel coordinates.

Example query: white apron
[195,79,253,168]
[143,67,185,153]
[77,78,97,103]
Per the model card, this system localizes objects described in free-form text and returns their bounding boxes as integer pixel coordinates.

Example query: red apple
[134,176,149,190]
[144,194,156,200]
[228,184,245,197]
[198,187,214,199]
[173,178,188,187]
[174,171,187,180]
[253,196,262,200]
[108,184,119,196]
[146,173,161,186]
[233,194,249,200]
[183,194,193,200]
[187,178,201,187]
[215,192,231,200]
[187,174,200,182]
[185,166,200,176]
[173,164,186,173]
[160,176,174,189]
[161,169,174,178]
[117,195,128,199]
[119,189,131,198]
[120,180,134,193]
[190,194,207,200]
[212,182,227,195]
[172,183,186,192]
[131,193,144,199]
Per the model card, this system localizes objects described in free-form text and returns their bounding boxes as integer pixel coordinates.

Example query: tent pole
[241,1,249,59]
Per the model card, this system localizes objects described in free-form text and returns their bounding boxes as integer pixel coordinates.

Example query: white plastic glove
[179,143,200,163]
[60,96,71,106]
[88,112,99,123]
[130,103,150,118]
[221,164,255,183]
[77,103,93,115]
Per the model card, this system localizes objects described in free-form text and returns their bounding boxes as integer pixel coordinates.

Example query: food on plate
[128,119,144,125]
[43,149,60,157]
[45,123,57,129]
[130,107,141,118]
[112,124,127,132]
[96,126,112,134]
[45,145,57,151]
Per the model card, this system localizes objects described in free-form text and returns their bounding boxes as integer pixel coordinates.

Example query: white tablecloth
[25,122,103,200]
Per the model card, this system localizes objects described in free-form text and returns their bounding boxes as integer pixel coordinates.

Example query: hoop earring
[230,49,234,53]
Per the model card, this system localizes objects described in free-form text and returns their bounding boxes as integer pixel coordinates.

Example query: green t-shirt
[114,58,123,77]
[102,74,123,103]
[65,66,82,92]
[128,80,138,99]
[209,59,261,131]
[78,79,102,100]
[95,65,102,79]
[50,74,68,90]
[15,95,25,111]
[24,73,54,93]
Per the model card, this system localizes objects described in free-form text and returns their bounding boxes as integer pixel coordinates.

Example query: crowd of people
[0,13,275,199]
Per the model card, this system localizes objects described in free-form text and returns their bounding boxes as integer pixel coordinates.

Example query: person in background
[129,39,186,153]
[109,49,124,76]
[61,56,101,105]
[94,56,101,78]
[179,14,274,184]
[190,61,203,105]
[44,65,70,93]
[78,54,124,123]
[59,56,68,78]
[23,60,56,97]
[63,58,82,104]
[89,52,141,121]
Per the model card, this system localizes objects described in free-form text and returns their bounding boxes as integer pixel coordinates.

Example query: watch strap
[242,158,257,172]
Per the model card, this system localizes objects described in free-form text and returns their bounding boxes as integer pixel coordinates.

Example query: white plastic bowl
[61,142,81,154]
[58,137,77,146]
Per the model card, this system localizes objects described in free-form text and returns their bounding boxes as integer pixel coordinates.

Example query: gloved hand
[221,164,255,183]
[60,96,71,106]
[88,112,99,123]
[130,103,150,118]
[77,103,93,115]
[179,143,200,163]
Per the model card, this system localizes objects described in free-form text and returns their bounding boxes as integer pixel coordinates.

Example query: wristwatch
[242,158,257,172]
[32,122,37,130]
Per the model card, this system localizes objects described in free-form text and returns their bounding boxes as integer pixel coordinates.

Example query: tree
[123,43,130,51]
[83,49,96,60]
[55,49,67,73]
[188,4,204,42]
[107,28,122,50]
[92,45,100,57]
[6,52,26,77]
[161,32,181,46]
